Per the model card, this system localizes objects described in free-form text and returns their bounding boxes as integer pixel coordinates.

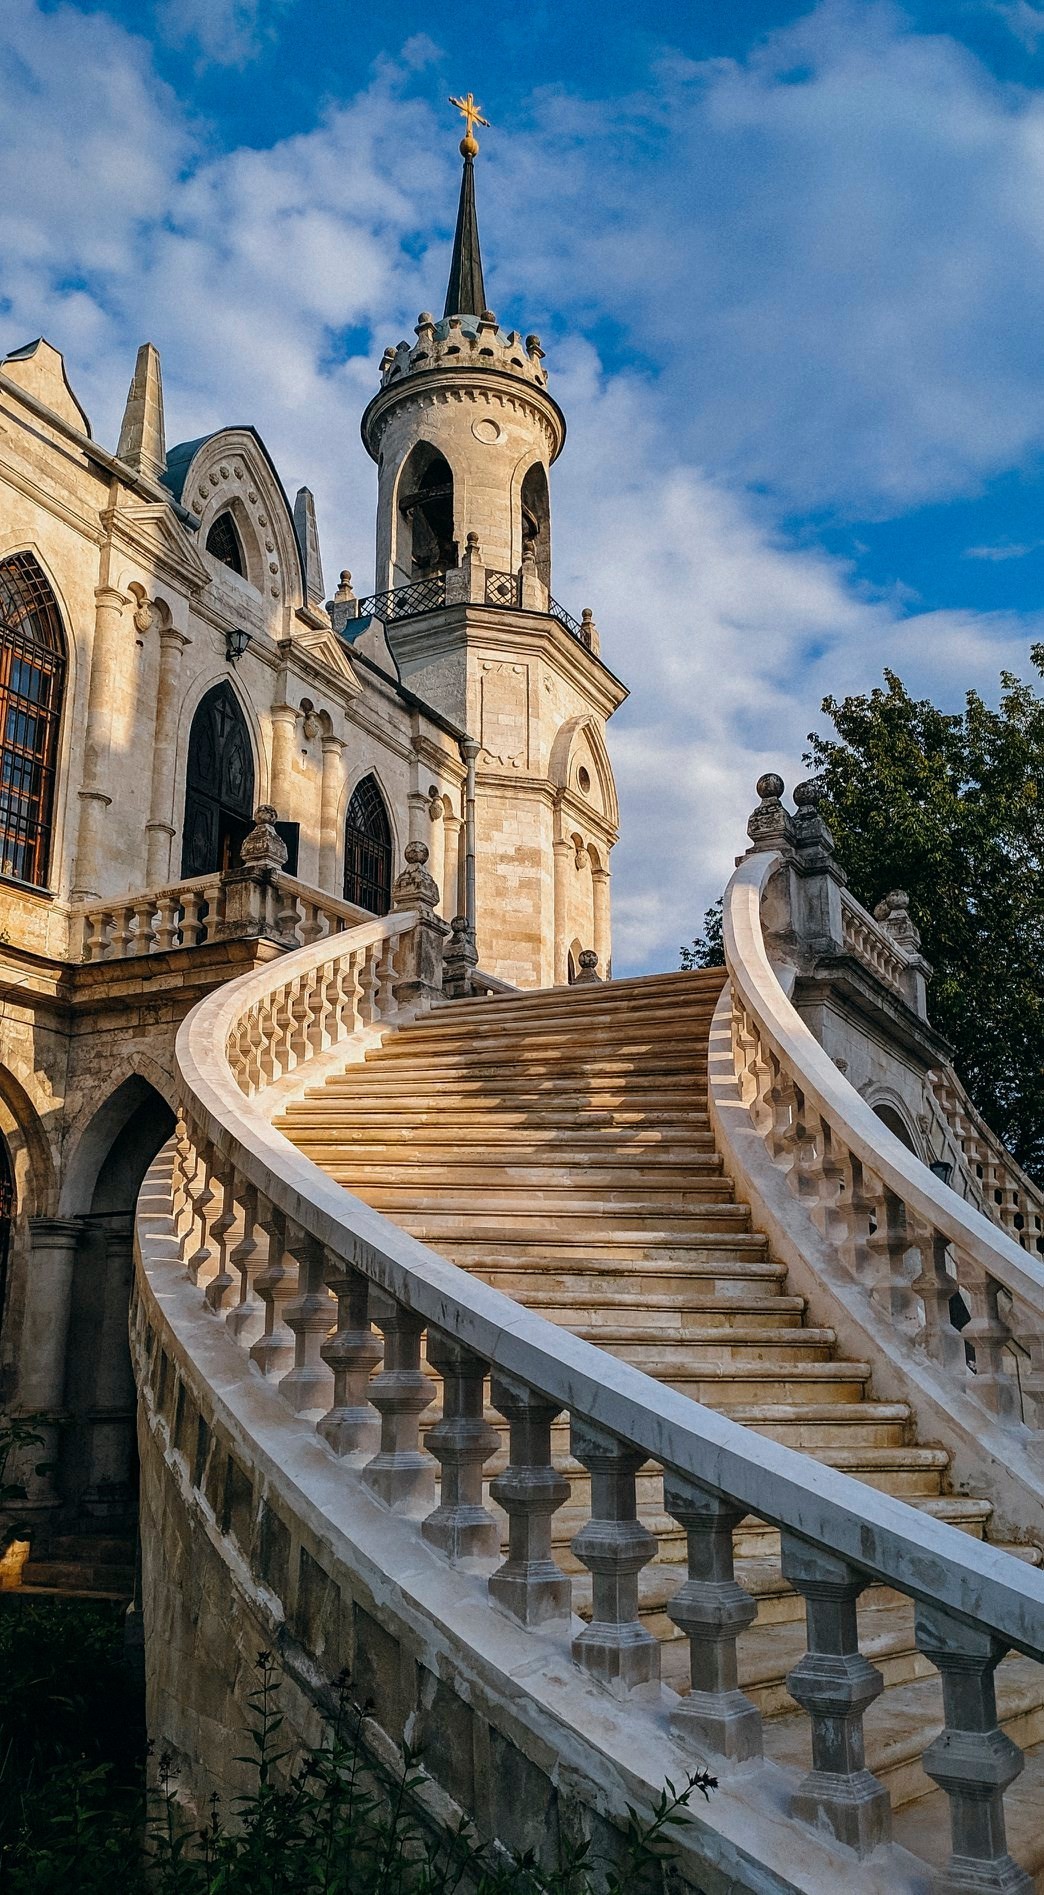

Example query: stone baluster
[361,1296,435,1514]
[318,1262,382,1457]
[358,944,379,1026]
[324,955,353,1046]
[764,1056,797,1167]
[961,1267,1021,1422]
[910,1222,965,1373]
[663,1477,762,1759]
[204,1172,238,1312]
[179,886,207,947]
[487,1374,571,1626]
[226,1181,265,1344]
[811,1114,848,1251]
[781,1089,820,1206]
[780,1534,891,1854]
[374,935,399,1020]
[279,1227,335,1416]
[422,1334,500,1561]
[840,1150,879,1285]
[304,965,329,1057]
[110,904,136,957]
[570,1420,660,1696]
[915,1604,1031,1894]
[153,892,181,952]
[170,1117,196,1236]
[249,1201,295,1378]
[867,1184,918,1326]
[275,883,302,945]
[289,977,313,1065]
[1021,1325,1044,1438]
[132,896,158,954]
[185,1148,216,1287]
[268,980,297,1078]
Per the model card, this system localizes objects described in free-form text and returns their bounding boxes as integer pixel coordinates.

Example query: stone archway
[53,1079,174,1536]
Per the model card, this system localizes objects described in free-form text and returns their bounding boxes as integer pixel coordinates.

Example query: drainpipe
[461,736,479,931]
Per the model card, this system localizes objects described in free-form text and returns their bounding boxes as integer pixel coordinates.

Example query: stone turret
[361,131,564,599]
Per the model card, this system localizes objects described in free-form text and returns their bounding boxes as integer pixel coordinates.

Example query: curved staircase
[276,967,1044,1875]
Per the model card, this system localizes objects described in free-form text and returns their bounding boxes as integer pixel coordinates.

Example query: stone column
[73,586,130,899]
[269,703,298,815]
[592,862,611,976]
[317,735,344,892]
[553,837,571,985]
[145,626,191,885]
[15,1217,84,1509]
[442,809,463,920]
[461,738,479,930]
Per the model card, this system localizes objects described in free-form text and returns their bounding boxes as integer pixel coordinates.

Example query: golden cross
[449,91,490,155]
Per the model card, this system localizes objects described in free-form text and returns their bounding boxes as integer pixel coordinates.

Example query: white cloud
[153,0,288,68]
[1,0,1042,974]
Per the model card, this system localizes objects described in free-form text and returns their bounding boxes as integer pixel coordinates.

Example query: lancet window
[343,775,393,915]
[0,554,66,889]
[205,511,246,576]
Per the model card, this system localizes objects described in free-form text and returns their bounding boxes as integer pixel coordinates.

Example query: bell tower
[360,98,626,987]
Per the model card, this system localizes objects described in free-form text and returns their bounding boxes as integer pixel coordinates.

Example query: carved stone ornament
[391,840,439,916]
[133,596,157,635]
[574,949,602,985]
[427,786,443,822]
[874,889,922,952]
[239,805,288,872]
[746,772,793,853]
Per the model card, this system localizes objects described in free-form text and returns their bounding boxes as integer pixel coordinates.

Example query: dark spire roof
[443,153,487,319]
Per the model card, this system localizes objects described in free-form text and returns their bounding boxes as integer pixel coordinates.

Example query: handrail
[141,902,1044,1882]
[724,848,1044,1431]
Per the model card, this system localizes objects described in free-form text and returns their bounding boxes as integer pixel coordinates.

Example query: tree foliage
[805,652,1044,1181]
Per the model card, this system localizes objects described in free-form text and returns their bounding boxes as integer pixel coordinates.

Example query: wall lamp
[929,1158,953,1187]
[225,627,250,664]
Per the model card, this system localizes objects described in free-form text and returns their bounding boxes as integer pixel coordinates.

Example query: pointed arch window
[0,554,66,889]
[181,682,255,878]
[205,511,245,576]
[343,774,393,915]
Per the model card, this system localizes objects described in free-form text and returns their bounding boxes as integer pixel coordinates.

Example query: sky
[3,0,1044,972]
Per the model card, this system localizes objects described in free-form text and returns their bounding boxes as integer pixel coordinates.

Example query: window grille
[0,555,66,889]
[343,775,393,915]
[206,512,246,575]
[484,569,520,608]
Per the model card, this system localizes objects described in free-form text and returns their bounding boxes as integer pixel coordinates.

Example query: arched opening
[397,444,456,583]
[520,462,550,593]
[62,1079,175,1531]
[872,1102,917,1154]
[343,775,393,915]
[181,682,255,877]
[205,510,246,576]
[0,553,67,889]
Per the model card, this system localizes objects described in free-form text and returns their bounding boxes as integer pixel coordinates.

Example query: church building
[0,115,624,1559]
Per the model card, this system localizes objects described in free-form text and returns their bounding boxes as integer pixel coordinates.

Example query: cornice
[361,365,566,464]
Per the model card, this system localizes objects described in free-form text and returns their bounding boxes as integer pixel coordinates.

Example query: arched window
[520,462,551,593]
[343,774,393,915]
[0,554,66,889]
[205,511,245,576]
[396,444,456,582]
[181,682,255,877]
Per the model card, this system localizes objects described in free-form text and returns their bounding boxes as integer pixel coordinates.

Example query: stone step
[374,1027,718,1059]
[400,1206,756,1239]
[309,1082,710,1110]
[533,1295,807,1335]
[17,1557,135,1595]
[284,1105,711,1134]
[288,1154,726,1183]
[359,1051,711,1079]
[474,1254,784,1293]
[346,1184,742,1215]
[588,1329,840,1368]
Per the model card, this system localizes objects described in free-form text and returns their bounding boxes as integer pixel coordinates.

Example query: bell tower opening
[396,444,456,584]
[521,462,551,593]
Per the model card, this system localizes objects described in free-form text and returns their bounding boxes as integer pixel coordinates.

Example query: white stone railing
[930,1065,1044,1261]
[71,872,369,962]
[724,847,1044,1452]
[839,888,911,1001]
[131,904,1044,1890]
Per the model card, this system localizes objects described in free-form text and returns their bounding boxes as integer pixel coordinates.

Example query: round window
[577,766,591,794]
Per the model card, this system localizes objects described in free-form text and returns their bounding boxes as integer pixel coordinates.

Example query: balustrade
[137,899,1044,1890]
[71,868,365,965]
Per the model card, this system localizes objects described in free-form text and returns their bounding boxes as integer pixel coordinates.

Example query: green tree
[803,652,1044,1182]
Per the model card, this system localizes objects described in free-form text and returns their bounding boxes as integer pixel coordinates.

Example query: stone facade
[0,151,625,1545]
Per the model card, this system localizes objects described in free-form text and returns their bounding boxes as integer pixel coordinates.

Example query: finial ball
[756,772,785,801]
[793,779,822,808]
[460,133,479,158]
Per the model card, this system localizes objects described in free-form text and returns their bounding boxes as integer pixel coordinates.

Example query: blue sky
[4,0,1044,970]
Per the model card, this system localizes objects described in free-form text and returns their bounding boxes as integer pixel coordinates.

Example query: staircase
[277,968,1044,1875]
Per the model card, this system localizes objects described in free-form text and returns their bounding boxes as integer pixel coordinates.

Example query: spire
[444,92,490,319]
[117,342,166,481]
